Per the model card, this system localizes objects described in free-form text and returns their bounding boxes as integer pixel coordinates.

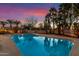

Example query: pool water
[11,34,74,56]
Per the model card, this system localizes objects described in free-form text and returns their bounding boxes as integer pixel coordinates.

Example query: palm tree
[49,8,57,34]
[14,20,20,28]
[60,3,79,29]
[13,20,21,33]
[7,19,15,29]
[44,8,57,34]
[59,3,79,35]
[0,21,7,29]
[57,8,63,34]
[57,7,68,34]
[44,13,51,34]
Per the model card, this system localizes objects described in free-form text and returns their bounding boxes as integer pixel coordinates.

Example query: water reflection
[44,37,74,56]
[18,34,25,41]
[12,34,20,43]
[12,34,74,56]
[44,37,50,47]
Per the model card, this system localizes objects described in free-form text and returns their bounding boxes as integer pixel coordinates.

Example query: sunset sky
[0,3,60,21]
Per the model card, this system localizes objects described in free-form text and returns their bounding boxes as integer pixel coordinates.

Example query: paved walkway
[0,34,19,56]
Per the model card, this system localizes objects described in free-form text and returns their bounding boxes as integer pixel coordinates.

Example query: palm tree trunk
[16,24,19,33]
[62,25,64,35]
[10,24,12,29]
[58,23,61,35]
[2,24,5,29]
[53,21,54,34]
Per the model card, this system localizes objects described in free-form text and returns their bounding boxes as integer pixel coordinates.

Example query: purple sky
[0,3,60,21]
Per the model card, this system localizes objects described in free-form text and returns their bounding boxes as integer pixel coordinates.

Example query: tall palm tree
[44,8,58,34]
[7,19,15,29]
[60,3,79,29]
[13,20,21,33]
[57,8,63,34]
[0,21,7,29]
[44,13,51,34]
[14,20,20,28]
[57,7,68,34]
[49,8,57,34]
[59,3,79,35]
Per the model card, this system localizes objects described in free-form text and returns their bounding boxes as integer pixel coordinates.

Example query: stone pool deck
[0,34,19,56]
[0,34,79,56]
[35,33,79,56]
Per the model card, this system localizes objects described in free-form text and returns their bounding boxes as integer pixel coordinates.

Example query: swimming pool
[11,34,74,56]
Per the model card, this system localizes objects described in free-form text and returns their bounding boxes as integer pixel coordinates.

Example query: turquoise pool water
[11,34,74,56]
